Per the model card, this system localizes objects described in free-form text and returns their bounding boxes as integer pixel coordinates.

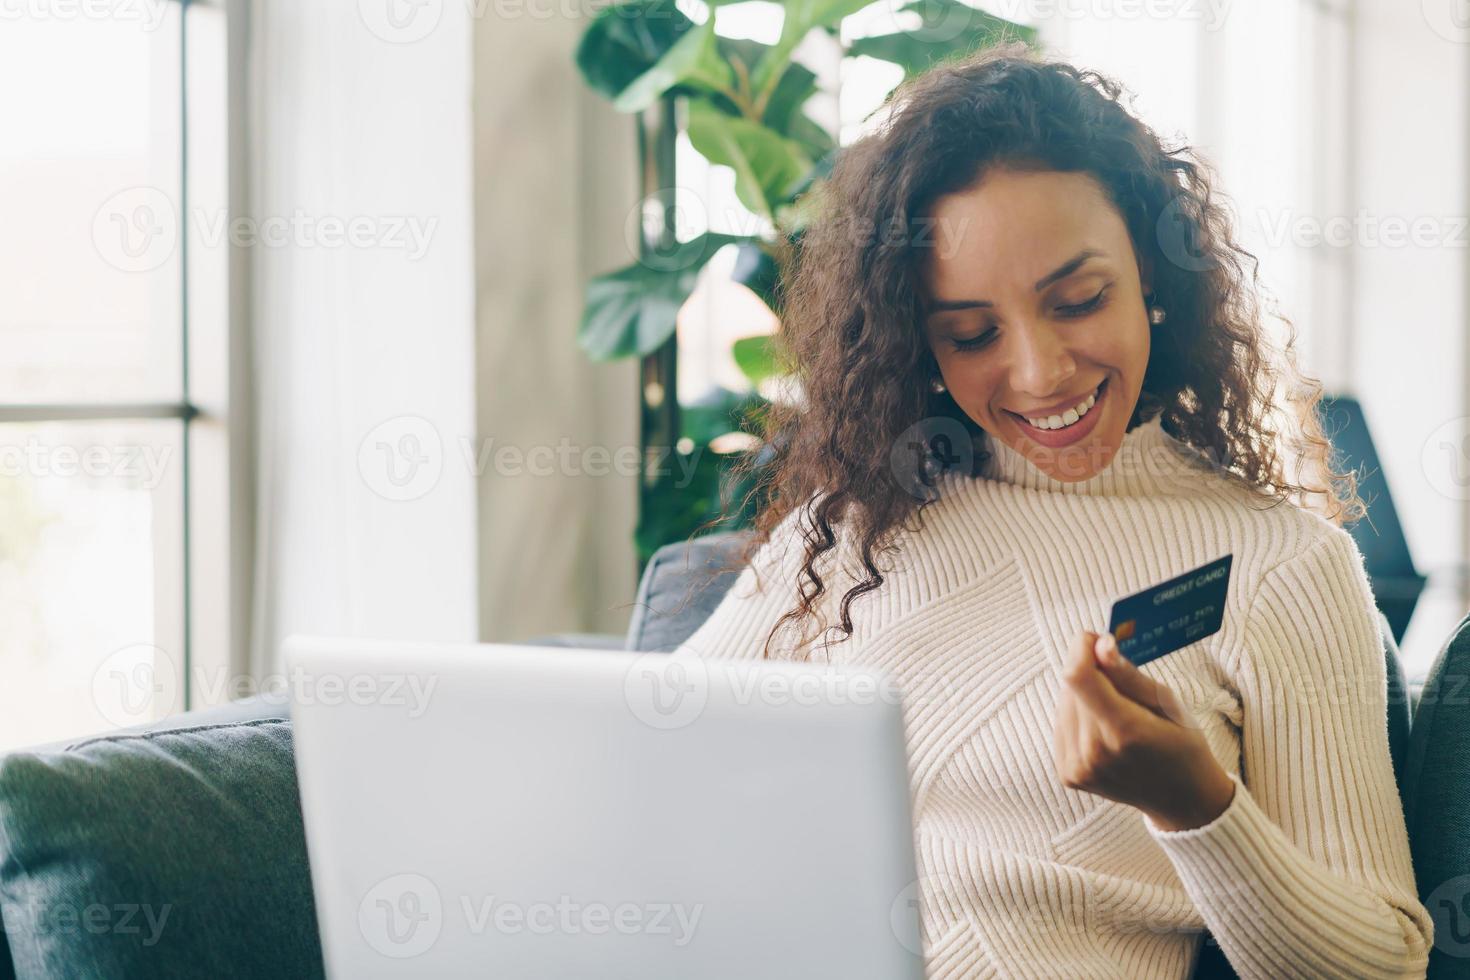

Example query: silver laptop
[285,635,924,979]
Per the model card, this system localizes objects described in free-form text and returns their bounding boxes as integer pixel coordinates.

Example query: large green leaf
[709,39,832,159]
[848,1,1038,77]
[750,0,875,97]
[715,35,769,84]
[575,0,694,102]
[784,110,836,159]
[686,101,814,220]
[578,233,747,360]
[760,59,817,130]
[732,335,783,386]
[760,60,835,158]
[712,50,834,159]
[614,18,734,113]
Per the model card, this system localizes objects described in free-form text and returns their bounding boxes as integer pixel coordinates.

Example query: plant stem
[727,54,760,120]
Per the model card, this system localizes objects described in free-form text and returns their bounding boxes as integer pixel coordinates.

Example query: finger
[1093,633,1201,730]
[1055,695,1097,790]
[1052,683,1080,760]
[1077,706,1107,769]
[1072,696,1096,769]
[1053,686,1073,734]
[1061,631,1131,719]
[1052,695,1073,772]
[1092,633,1167,713]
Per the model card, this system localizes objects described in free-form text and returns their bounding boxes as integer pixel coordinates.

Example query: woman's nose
[1009,325,1077,397]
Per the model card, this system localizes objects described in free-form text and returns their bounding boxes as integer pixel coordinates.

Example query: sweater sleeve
[1143,526,1432,978]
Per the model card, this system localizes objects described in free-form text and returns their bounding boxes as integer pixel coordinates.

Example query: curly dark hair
[725,41,1364,658]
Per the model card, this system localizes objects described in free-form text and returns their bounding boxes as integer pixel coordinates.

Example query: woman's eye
[948,286,1108,351]
[1057,287,1108,317]
[951,329,996,352]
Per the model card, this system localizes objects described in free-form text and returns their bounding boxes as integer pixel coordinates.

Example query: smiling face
[921,167,1153,482]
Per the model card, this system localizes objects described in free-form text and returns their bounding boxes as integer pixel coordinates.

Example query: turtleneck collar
[977,413,1196,496]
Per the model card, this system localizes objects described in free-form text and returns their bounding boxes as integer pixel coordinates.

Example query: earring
[930,377,947,394]
[1144,290,1167,326]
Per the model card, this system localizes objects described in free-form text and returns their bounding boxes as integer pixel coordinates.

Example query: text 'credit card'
[1107,554,1233,667]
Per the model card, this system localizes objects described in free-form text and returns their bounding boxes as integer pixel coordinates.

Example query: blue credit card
[1107,554,1233,667]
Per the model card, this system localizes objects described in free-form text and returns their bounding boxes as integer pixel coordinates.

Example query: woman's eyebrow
[925,249,1104,315]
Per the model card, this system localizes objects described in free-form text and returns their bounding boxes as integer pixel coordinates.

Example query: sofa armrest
[0,717,322,979]
[12,694,291,757]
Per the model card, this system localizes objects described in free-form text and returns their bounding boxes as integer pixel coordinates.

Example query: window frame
[0,0,248,723]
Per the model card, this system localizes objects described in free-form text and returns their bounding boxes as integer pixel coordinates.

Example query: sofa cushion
[1402,609,1470,972]
[0,719,323,979]
[626,531,751,652]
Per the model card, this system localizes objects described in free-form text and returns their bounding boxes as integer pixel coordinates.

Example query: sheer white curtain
[245,2,478,677]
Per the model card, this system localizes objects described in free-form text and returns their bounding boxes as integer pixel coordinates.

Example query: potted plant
[574,0,1035,562]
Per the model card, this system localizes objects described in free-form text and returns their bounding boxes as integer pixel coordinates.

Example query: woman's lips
[1008,376,1109,449]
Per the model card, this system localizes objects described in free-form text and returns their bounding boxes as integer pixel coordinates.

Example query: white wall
[473,11,640,642]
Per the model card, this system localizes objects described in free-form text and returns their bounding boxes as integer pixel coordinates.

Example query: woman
[674,43,1432,979]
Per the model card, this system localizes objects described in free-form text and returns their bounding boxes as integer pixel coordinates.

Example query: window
[0,0,234,748]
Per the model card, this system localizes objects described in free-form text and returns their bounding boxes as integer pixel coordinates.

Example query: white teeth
[1023,385,1100,430]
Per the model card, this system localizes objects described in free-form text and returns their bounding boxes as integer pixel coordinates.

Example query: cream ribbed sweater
[674,415,1432,979]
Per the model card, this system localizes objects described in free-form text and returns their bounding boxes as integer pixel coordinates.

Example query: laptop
[285,635,924,979]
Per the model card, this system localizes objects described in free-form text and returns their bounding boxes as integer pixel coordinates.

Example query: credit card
[1107,554,1233,667]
